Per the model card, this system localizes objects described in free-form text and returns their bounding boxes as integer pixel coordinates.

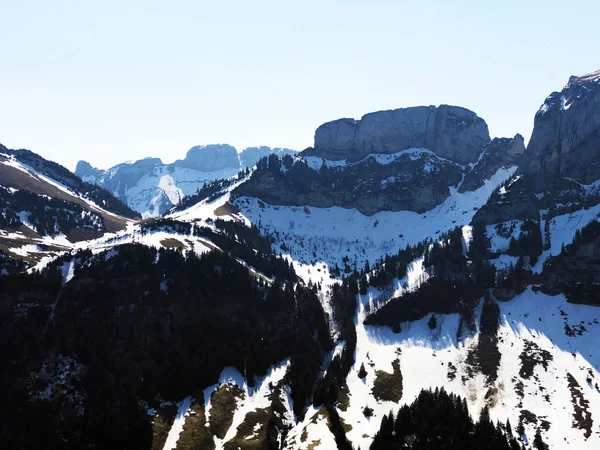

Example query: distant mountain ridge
[76,144,296,217]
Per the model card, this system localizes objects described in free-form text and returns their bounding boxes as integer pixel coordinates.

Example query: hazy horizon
[2,0,599,171]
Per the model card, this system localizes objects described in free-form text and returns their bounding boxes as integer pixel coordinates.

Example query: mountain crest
[305,104,490,164]
[522,68,600,185]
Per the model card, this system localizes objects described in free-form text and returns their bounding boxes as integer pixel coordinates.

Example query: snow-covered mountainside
[3,71,600,450]
[0,147,137,271]
[155,76,600,449]
[76,145,296,217]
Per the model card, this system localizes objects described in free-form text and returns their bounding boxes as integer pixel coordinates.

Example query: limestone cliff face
[74,160,103,180]
[86,158,163,199]
[521,71,600,185]
[475,70,600,226]
[234,151,464,215]
[174,144,239,172]
[306,105,490,165]
[459,134,525,193]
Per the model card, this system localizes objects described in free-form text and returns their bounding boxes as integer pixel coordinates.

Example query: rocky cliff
[305,105,490,164]
[174,144,239,171]
[474,70,600,226]
[459,134,525,193]
[234,149,465,215]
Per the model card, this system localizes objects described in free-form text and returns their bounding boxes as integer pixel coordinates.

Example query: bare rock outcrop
[520,70,600,185]
[306,105,490,165]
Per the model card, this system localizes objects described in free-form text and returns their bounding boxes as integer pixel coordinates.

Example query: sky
[1,0,599,171]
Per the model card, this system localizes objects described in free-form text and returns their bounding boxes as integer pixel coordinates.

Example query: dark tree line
[371,388,525,450]
[366,225,501,329]
[0,243,330,449]
[0,188,106,236]
[507,219,543,261]
[0,249,28,274]
[139,217,296,280]
[194,219,296,280]
[6,148,139,219]
[170,169,250,213]
[314,276,359,408]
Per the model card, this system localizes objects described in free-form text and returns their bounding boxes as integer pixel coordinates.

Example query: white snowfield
[124,165,240,218]
[233,166,516,270]
[156,284,600,449]
[289,287,600,450]
[167,171,252,225]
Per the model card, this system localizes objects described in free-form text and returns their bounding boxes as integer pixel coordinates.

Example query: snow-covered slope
[290,286,600,449]
[0,151,135,267]
[234,166,516,270]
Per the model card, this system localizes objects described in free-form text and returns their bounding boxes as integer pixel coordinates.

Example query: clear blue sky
[1,0,598,171]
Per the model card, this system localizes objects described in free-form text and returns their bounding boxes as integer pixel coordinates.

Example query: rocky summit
[306,105,490,164]
[475,71,600,226]
[521,70,600,185]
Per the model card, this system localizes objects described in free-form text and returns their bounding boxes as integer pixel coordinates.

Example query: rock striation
[475,70,600,225]
[521,70,600,184]
[305,105,490,165]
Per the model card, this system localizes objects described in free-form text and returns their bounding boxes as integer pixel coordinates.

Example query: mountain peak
[305,104,489,165]
[524,70,600,184]
[176,144,239,172]
[568,69,600,86]
[75,160,99,177]
[185,143,238,159]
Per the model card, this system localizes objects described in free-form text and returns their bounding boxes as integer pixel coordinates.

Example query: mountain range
[2,70,600,450]
[76,145,296,217]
